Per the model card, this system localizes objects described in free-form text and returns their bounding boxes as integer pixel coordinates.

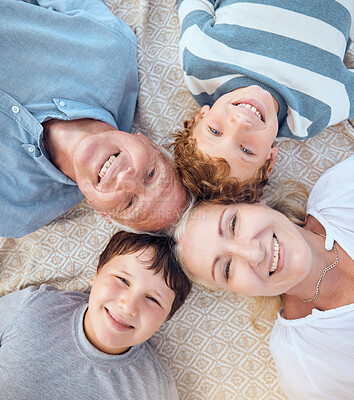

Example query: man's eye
[231,214,237,234]
[118,277,129,286]
[209,127,222,136]
[146,169,155,181]
[224,261,230,281]
[146,296,160,305]
[241,145,254,155]
[126,199,133,209]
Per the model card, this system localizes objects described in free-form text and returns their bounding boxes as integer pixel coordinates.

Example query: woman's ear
[267,147,279,175]
[195,105,210,122]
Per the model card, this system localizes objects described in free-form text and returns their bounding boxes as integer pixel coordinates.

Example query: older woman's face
[179,202,312,297]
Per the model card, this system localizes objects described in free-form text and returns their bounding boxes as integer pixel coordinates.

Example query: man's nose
[230,239,265,267]
[116,167,142,193]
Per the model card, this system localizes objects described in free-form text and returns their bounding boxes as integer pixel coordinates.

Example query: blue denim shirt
[0,0,138,238]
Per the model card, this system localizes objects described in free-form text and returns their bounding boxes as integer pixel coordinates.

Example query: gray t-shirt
[0,285,179,400]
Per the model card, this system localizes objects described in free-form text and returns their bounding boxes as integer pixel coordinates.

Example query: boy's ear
[89,273,97,286]
[195,105,210,122]
[267,147,279,175]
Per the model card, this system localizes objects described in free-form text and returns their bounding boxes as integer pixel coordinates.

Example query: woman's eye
[231,214,237,234]
[146,169,155,181]
[224,261,230,281]
[241,146,253,155]
[126,199,133,209]
[209,127,222,136]
[118,277,129,286]
[146,296,160,305]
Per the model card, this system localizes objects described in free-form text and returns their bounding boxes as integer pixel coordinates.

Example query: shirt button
[28,146,35,153]
[59,100,66,107]
[11,105,20,114]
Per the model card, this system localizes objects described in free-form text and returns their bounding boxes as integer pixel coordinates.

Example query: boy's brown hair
[97,230,192,320]
[170,117,271,203]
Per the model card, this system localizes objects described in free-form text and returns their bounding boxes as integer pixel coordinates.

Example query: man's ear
[195,105,210,122]
[98,211,112,224]
[267,147,279,175]
[87,201,112,224]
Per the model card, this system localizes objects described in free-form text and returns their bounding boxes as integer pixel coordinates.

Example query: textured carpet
[1,1,353,399]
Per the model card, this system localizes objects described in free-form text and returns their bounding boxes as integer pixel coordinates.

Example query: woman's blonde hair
[173,179,309,322]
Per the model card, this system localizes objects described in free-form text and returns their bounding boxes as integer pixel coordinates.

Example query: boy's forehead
[105,250,154,269]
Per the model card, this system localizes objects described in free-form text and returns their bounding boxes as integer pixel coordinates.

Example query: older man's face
[74,131,187,231]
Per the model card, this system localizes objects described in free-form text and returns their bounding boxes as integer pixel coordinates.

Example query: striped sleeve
[178,0,354,139]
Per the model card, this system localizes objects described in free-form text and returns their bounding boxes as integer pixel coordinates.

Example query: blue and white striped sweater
[178,0,354,139]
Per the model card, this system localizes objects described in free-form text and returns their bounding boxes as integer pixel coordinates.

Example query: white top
[270,155,354,400]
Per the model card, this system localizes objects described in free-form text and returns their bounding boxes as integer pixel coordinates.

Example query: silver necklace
[303,232,339,303]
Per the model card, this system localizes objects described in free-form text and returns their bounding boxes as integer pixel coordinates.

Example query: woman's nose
[230,239,265,267]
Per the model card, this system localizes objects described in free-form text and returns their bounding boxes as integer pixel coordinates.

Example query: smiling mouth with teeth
[269,235,279,276]
[107,308,134,329]
[98,153,119,182]
[236,103,264,121]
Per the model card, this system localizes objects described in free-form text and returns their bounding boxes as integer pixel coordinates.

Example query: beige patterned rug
[1,1,353,399]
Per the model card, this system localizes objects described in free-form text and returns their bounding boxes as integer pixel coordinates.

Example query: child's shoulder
[139,341,176,383]
[17,284,89,312]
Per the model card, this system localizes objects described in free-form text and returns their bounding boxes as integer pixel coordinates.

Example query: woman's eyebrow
[211,207,227,280]
[211,256,220,281]
[218,207,226,237]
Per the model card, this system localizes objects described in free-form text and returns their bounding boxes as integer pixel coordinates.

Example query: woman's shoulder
[270,303,354,399]
[308,155,354,258]
[309,155,354,203]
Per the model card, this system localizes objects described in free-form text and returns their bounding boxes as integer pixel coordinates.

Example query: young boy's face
[193,85,279,182]
[84,248,175,355]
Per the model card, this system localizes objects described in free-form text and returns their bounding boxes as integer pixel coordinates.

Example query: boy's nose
[229,113,252,135]
[118,292,138,317]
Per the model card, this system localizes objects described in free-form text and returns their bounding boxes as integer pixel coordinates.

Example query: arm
[177,0,223,104]
[15,0,116,22]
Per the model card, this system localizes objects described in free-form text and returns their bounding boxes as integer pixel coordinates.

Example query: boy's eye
[146,296,160,306]
[118,276,129,286]
[241,145,254,155]
[224,261,231,281]
[209,127,222,136]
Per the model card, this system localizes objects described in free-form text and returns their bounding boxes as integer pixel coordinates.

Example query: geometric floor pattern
[1,1,353,399]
